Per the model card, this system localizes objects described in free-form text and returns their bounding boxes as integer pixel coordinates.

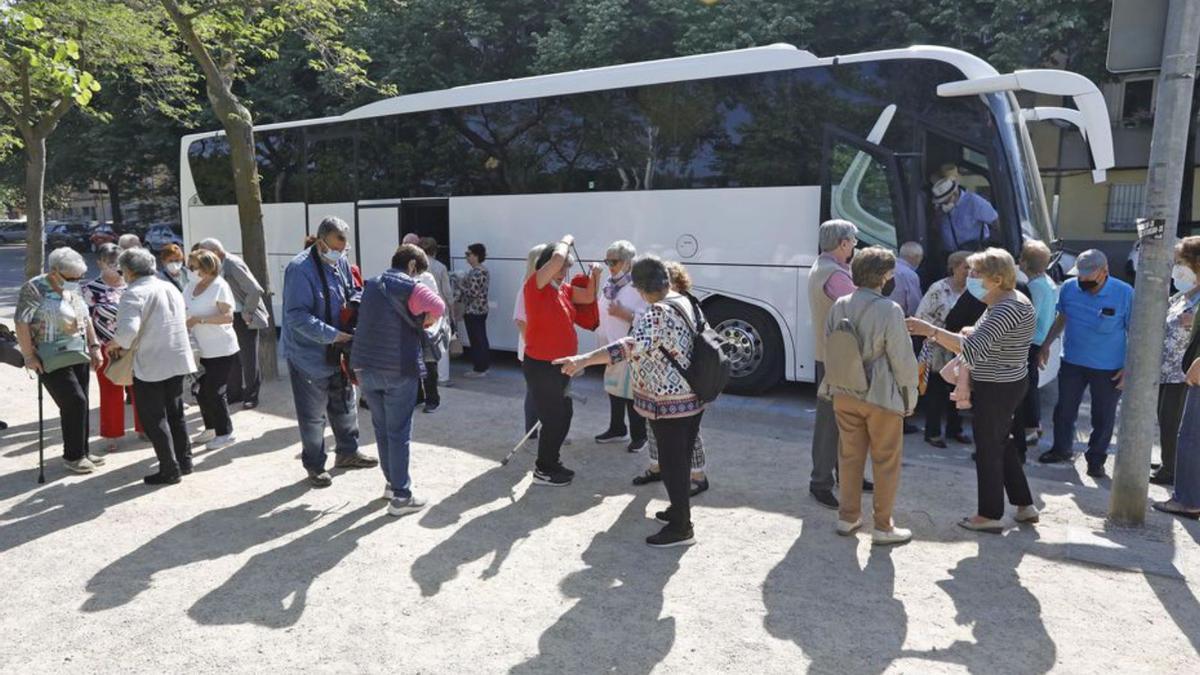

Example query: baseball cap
[1068,248,1108,277]
[931,178,958,204]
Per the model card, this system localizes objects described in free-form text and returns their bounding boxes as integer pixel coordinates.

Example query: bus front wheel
[705,299,783,395]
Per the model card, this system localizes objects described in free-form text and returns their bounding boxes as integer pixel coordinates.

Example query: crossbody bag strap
[656,297,697,379]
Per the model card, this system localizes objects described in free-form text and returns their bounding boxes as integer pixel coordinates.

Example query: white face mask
[1173,264,1196,293]
[166,262,182,274]
[939,201,955,213]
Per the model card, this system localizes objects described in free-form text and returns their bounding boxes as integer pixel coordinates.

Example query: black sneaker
[1086,464,1107,479]
[627,438,647,453]
[555,464,576,479]
[423,402,439,413]
[862,479,874,493]
[1149,470,1175,486]
[654,509,672,524]
[532,467,572,487]
[594,429,630,444]
[179,462,194,476]
[810,488,839,510]
[1038,449,1072,464]
[307,470,333,488]
[144,472,181,486]
[646,524,695,548]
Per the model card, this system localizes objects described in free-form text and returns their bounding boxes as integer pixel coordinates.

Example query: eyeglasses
[604,259,622,266]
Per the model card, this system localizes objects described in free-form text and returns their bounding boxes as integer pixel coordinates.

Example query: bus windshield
[988,92,1054,244]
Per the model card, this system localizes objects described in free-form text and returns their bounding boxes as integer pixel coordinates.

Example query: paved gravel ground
[1,245,1198,673]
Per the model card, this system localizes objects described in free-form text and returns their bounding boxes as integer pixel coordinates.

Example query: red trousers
[98,351,142,438]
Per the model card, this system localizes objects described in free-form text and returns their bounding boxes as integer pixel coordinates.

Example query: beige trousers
[832,394,903,531]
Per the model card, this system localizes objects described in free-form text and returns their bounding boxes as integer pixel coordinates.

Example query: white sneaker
[872,527,913,546]
[382,484,394,501]
[192,429,215,443]
[86,453,107,466]
[205,434,237,450]
[388,495,427,516]
[463,371,487,379]
[1015,505,1040,523]
[63,457,97,474]
[836,518,862,536]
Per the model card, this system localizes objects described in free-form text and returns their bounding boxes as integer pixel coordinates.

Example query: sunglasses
[604,258,622,266]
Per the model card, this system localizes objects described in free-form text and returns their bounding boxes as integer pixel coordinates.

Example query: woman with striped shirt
[908,248,1039,533]
[83,243,142,450]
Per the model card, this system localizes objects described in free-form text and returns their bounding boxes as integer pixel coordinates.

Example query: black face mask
[1078,278,1100,292]
[882,278,896,295]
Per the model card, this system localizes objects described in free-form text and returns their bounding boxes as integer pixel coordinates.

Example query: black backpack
[658,294,732,403]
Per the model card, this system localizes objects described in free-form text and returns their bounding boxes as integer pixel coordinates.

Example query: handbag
[603,360,633,399]
[104,334,140,386]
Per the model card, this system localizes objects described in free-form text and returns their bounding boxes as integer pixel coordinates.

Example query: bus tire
[704,299,784,395]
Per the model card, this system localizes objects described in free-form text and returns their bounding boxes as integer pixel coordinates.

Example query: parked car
[0,220,26,244]
[144,223,183,253]
[89,221,118,251]
[46,221,91,251]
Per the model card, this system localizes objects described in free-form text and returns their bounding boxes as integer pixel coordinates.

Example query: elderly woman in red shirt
[522,234,601,488]
[556,254,707,548]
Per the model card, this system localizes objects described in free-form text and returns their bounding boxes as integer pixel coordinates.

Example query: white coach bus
[180,44,1113,393]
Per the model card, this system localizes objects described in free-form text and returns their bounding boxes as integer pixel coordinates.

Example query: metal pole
[1110,0,1200,524]
[37,374,45,485]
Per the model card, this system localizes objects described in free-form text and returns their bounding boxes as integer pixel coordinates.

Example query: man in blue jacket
[281,216,378,488]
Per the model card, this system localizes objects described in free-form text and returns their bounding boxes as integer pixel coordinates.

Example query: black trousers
[134,374,191,477]
[464,313,490,372]
[198,354,236,436]
[523,356,572,473]
[417,362,440,407]
[924,372,963,439]
[1018,344,1042,429]
[972,378,1033,520]
[649,412,704,531]
[227,315,260,404]
[1159,382,1188,476]
[41,363,90,461]
[606,394,647,443]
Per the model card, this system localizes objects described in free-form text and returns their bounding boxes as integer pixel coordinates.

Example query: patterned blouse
[915,277,965,372]
[82,276,126,344]
[460,265,490,315]
[15,275,90,355]
[1160,290,1200,384]
[606,294,703,420]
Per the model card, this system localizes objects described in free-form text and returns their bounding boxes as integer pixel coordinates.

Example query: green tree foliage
[1,0,189,277]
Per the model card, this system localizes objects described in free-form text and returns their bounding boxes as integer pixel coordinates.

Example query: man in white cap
[1036,249,1133,477]
[931,177,998,252]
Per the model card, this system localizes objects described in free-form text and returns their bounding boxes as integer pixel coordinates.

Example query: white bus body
[180,44,1110,392]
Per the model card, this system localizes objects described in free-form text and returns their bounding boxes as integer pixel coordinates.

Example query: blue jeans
[358,369,419,499]
[1050,360,1122,466]
[1173,387,1200,508]
[288,360,360,472]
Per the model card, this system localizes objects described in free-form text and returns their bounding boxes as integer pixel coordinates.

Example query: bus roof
[180,44,1001,142]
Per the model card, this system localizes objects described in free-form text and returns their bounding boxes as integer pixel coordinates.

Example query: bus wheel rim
[715,318,764,379]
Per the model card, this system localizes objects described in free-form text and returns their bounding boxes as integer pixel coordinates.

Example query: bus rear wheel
[705,299,783,395]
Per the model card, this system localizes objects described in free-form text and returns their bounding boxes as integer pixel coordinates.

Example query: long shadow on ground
[511,494,687,674]
[763,522,908,674]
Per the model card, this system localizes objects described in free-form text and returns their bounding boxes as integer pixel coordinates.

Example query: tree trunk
[212,94,278,378]
[22,135,46,280]
[108,178,123,229]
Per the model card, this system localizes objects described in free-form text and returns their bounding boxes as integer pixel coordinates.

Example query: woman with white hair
[15,247,105,473]
[110,247,197,485]
[594,239,649,451]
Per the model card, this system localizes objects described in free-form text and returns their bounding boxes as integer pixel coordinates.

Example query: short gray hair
[117,233,141,250]
[96,242,120,269]
[899,241,924,264]
[317,216,350,240]
[850,246,895,289]
[818,219,858,253]
[606,240,637,263]
[631,254,670,297]
[48,247,87,277]
[197,237,226,255]
[118,247,157,278]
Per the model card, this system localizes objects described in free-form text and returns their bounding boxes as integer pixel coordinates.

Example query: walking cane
[37,373,45,484]
[500,392,588,466]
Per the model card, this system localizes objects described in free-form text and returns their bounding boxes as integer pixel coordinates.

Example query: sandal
[631,469,662,486]
[957,516,1005,533]
[689,477,709,497]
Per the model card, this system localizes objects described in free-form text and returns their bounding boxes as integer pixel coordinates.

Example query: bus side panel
[356,207,400,280]
[263,204,307,321]
[794,267,816,383]
[187,205,241,255]
[448,186,820,381]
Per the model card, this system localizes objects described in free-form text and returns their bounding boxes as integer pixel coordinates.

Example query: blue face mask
[321,247,344,264]
[966,277,988,300]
